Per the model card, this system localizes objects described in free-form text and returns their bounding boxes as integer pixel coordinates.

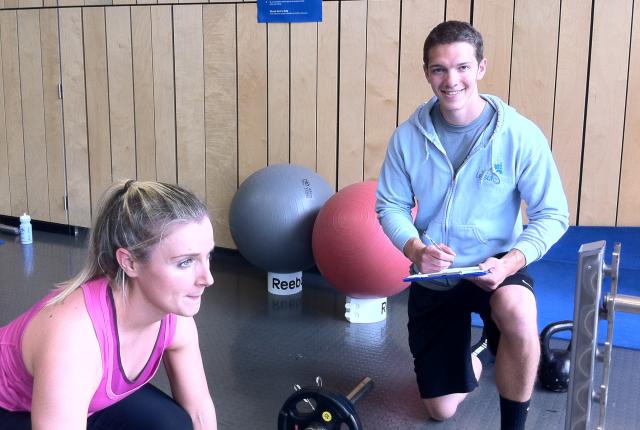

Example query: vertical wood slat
[1,11,27,216]
[509,1,559,141]
[60,8,91,227]
[446,0,471,22]
[174,5,206,199]
[337,0,367,189]
[19,0,42,7]
[364,0,399,181]
[290,22,317,171]
[551,0,591,225]
[473,0,513,101]
[18,10,49,220]
[58,1,85,6]
[267,23,290,164]
[151,5,176,184]
[237,2,267,183]
[580,0,633,225]
[40,9,67,224]
[84,7,112,213]
[0,11,9,214]
[106,6,136,181]
[131,6,156,181]
[617,0,640,225]
[203,3,237,249]
[397,0,442,123]
[316,0,339,190]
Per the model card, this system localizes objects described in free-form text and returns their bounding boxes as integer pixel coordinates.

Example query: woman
[0,180,217,429]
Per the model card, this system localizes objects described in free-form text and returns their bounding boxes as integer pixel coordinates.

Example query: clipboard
[403,266,490,282]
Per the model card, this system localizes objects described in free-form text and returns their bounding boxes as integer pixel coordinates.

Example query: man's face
[424,41,487,125]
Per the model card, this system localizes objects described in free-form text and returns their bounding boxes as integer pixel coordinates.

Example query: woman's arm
[23,290,102,430]
[164,316,217,430]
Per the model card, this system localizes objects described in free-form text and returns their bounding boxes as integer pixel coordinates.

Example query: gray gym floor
[1,228,639,429]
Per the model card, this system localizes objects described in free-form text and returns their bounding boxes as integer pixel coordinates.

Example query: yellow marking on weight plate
[322,411,332,422]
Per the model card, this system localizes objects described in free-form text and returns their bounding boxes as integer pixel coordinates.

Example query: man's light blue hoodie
[376,95,569,269]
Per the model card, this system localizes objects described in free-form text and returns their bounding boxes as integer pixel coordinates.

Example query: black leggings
[0,384,193,430]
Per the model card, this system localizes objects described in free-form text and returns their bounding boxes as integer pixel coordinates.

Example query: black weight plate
[278,387,362,430]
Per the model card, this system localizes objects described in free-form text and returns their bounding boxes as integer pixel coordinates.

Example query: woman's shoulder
[165,315,197,351]
[22,287,100,375]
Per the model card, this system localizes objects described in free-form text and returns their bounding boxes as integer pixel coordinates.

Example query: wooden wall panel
[337,0,367,189]
[106,7,136,182]
[19,0,42,6]
[58,1,85,7]
[174,5,206,199]
[473,0,513,101]
[397,0,442,123]
[267,23,290,164]
[446,0,471,22]
[580,0,633,225]
[551,0,591,225]
[364,0,399,181]
[151,5,176,183]
[316,1,338,190]
[510,1,559,141]
[237,3,267,183]
[0,14,9,215]
[1,11,26,216]
[1,0,640,232]
[18,10,49,220]
[83,7,113,213]
[203,3,237,249]
[290,22,317,170]
[132,6,156,181]
[618,0,640,226]
[60,8,91,227]
[40,9,67,224]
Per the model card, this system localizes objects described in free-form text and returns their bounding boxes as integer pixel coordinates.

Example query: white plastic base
[345,297,387,323]
[268,271,303,296]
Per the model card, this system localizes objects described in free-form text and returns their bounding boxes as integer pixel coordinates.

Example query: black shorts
[407,266,534,399]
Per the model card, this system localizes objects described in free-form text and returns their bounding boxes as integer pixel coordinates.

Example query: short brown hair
[423,21,484,66]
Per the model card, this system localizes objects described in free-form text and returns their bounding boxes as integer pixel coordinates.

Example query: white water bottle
[20,213,33,244]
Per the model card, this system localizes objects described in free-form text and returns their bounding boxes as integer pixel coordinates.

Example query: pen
[423,231,446,253]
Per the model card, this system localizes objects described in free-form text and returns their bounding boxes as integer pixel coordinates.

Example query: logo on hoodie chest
[476,162,503,185]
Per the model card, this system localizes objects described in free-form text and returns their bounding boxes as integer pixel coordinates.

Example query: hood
[407,94,507,175]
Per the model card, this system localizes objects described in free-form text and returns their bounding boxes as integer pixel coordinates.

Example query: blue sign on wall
[258,0,323,23]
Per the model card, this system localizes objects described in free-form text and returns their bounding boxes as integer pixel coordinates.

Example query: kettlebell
[538,320,573,392]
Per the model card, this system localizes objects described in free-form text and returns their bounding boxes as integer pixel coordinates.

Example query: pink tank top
[0,277,176,413]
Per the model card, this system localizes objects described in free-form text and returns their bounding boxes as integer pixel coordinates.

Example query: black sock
[499,396,530,430]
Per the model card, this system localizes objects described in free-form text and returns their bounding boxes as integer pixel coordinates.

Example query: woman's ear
[115,248,138,278]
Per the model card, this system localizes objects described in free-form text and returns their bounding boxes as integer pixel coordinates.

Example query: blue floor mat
[472,226,640,350]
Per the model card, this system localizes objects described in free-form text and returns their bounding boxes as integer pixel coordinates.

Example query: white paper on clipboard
[403,266,489,282]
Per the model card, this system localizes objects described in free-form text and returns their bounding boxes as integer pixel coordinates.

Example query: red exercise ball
[312,180,412,299]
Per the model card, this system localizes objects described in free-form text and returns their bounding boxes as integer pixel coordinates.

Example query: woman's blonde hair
[49,180,209,305]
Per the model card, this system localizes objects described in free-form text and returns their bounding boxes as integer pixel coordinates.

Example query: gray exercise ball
[229,164,334,273]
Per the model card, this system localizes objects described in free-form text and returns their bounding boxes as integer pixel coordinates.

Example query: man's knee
[423,397,459,421]
[490,285,537,336]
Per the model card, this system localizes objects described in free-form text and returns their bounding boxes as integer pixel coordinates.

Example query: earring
[119,267,127,304]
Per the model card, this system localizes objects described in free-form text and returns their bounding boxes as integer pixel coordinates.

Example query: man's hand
[473,249,526,292]
[403,237,456,274]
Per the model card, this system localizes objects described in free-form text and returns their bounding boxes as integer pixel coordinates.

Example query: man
[375,21,569,430]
